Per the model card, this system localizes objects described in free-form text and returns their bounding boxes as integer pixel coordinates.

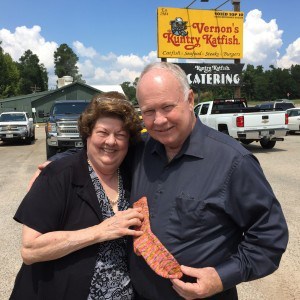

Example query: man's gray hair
[137,62,191,100]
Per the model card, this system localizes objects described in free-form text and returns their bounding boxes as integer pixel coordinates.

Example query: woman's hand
[27,161,51,190]
[97,207,144,242]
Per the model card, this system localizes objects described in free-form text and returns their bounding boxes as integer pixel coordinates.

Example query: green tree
[121,80,138,105]
[253,66,271,101]
[0,43,20,98]
[17,49,48,94]
[266,65,293,100]
[289,64,300,99]
[241,65,270,101]
[54,43,83,82]
[241,64,256,101]
[132,77,139,88]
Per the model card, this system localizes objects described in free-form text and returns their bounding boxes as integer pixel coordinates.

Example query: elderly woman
[10,94,144,300]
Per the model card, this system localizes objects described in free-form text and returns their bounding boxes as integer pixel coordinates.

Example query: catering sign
[176,63,244,87]
[157,7,244,59]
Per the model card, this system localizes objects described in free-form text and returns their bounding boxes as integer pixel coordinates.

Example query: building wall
[0,91,49,115]
[0,98,33,114]
[0,84,101,122]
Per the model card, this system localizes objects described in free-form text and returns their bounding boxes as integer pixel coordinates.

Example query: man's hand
[27,161,51,191]
[171,266,223,299]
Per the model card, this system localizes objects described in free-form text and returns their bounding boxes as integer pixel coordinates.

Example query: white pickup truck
[0,111,35,144]
[194,98,288,149]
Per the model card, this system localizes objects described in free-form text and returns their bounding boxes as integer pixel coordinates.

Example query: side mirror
[28,118,33,122]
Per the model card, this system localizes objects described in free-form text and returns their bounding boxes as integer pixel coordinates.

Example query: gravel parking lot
[0,126,299,300]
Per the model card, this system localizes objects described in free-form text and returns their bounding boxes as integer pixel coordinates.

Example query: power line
[215,0,231,11]
[185,0,231,10]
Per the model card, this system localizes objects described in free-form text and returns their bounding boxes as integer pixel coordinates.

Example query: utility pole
[232,0,241,98]
[30,85,41,93]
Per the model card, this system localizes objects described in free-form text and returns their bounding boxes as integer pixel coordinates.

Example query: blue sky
[1,0,300,88]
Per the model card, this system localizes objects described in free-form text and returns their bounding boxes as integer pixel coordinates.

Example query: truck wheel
[46,144,57,159]
[31,129,36,141]
[260,140,276,149]
[25,135,32,145]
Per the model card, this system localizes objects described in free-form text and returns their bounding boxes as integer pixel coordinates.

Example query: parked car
[255,99,295,111]
[286,108,300,134]
[0,111,35,144]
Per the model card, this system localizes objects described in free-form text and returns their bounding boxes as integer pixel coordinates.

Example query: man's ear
[187,89,195,111]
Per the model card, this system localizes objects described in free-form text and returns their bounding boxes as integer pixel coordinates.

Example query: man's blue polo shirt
[129,119,288,300]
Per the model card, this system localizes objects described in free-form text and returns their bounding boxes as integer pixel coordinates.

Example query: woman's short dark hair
[78,92,142,146]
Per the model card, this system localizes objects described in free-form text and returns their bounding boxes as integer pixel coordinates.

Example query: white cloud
[277,38,300,68]
[74,45,159,85]
[116,54,145,69]
[73,41,97,58]
[143,51,160,64]
[243,9,283,67]
[93,67,107,81]
[77,59,96,78]
[0,25,57,70]
[98,52,117,61]
[84,65,144,85]
[109,68,141,83]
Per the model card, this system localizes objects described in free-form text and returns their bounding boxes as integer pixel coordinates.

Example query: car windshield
[287,109,300,117]
[52,102,89,115]
[0,113,26,122]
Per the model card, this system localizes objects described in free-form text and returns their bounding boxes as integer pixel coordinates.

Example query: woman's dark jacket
[10,149,131,300]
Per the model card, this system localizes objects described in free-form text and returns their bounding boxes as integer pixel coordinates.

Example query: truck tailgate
[242,111,286,129]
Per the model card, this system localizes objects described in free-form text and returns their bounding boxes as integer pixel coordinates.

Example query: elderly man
[128,62,288,300]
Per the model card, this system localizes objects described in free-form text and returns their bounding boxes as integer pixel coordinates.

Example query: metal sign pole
[232,0,241,98]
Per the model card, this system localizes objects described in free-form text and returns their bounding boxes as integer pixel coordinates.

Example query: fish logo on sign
[170,17,188,36]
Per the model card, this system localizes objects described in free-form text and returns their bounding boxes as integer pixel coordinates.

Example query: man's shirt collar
[149,118,205,161]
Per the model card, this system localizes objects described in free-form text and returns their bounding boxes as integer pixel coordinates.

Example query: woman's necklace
[109,168,120,206]
[87,159,120,206]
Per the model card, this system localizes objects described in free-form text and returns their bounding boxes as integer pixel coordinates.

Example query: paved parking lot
[0,126,299,299]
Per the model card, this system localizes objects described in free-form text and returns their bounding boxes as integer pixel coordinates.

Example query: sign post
[32,107,39,128]
[232,0,241,97]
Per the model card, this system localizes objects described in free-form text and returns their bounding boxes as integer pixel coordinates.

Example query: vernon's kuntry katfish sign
[157,7,244,59]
